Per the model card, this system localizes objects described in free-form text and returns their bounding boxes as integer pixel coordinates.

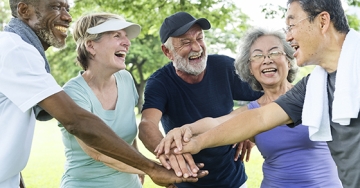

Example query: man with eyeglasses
[159,1,360,187]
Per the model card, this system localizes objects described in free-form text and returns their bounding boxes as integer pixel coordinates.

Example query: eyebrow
[252,46,281,53]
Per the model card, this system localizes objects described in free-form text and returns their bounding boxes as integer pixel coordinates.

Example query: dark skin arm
[39,91,207,186]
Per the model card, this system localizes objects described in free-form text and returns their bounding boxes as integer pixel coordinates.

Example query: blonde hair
[73,12,125,70]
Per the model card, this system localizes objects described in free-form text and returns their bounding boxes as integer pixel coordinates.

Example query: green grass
[22,119,264,187]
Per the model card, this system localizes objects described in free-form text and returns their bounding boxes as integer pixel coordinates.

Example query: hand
[233,139,255,162]
[148,163,208,187]
[157,152,201,178]
[155,126,193,157]
[173,136,202,155]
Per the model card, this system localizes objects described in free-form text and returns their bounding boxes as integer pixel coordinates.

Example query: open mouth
[115,51,126,58]
[262,68,277,74]
[54,26,68,34]
[188,53,202,60]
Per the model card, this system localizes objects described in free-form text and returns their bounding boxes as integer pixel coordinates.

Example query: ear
[17,2,32,20]
[85,40,96,56]
[161,44,173,60]
[318,11,331,34]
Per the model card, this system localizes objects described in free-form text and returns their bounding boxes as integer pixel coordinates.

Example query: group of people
[1,0,359,188]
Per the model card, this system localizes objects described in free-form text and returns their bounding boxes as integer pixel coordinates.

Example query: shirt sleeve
[275,75,309,127]
[142,76,168,113]
[0,42,61,112]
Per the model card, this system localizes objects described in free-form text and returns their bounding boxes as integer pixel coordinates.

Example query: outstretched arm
[155,105,249,155]
[177,102,292,154]
[39,91,207,186]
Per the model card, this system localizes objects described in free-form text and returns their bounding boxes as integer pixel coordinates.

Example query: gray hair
[235,27,298,91]
[9,0,39,17]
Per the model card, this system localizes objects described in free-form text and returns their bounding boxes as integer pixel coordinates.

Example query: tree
[0,0,11,30]
[47,0,252,113]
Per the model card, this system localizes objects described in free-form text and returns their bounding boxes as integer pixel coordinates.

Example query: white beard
[172,48,207,76]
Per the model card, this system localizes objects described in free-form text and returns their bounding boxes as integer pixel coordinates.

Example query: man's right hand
[149,163,208,187]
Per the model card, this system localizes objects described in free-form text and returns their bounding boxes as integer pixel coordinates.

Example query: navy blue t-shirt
[143,54,262,187]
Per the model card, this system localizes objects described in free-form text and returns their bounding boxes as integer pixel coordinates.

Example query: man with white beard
[138,11,263,188]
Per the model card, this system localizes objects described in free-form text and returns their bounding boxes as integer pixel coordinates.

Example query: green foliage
[45,0,251,112]
[0,0,11,30]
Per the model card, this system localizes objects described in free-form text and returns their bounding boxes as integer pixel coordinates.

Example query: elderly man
[0,1,206,187]
[139,11,262,188]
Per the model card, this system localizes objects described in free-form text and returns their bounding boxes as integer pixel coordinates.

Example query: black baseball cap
[159,12,211,44]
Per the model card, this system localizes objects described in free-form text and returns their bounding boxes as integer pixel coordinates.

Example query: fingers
[196,169,209,178]
[155,128,185,157]
[240,142,247,161]
[183,127,193,142]
[234,142,243,161]
[158,154,172,170]
[183,153,199,176]
[245,141,254,162]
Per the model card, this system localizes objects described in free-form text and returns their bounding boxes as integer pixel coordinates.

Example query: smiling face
[26,0,72,50]
[88,30,130,72]
[249,35,290,88]
[285,1,322,67]
[167,24,207,76]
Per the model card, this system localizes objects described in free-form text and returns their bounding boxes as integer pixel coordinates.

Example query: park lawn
[22,119,264,188]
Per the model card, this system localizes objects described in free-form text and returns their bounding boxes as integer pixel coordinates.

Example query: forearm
[76,137,145,175]
[138,121,164,154]
[188,106,247,135]
[187,117,220,135]
[197,103,288,149]
[197,110,263,149]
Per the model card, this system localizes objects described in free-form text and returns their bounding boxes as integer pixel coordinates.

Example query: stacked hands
[154,125,255,178]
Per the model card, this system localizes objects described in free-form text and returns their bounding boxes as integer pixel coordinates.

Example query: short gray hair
[235,27,298,91]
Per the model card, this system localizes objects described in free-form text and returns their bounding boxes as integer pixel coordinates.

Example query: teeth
[115,51,126,57]
[189,54,201,60]
[115,51,126,55]
[262,68,276,73]
[55,26,67,33]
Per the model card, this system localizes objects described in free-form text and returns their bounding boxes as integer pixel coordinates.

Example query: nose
[191,41,201,52]
[122,37,131,48]
[285,31,293,42]
[262,55,273,64]
[60,8,72,23]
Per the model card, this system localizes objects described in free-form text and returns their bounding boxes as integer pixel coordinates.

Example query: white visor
[86,19,141,39]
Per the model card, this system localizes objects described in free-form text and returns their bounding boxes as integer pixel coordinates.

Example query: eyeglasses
[283,16,311,34]
[249,51,286,63]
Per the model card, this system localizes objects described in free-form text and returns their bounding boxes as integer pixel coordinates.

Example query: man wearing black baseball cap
[139,11,262,188]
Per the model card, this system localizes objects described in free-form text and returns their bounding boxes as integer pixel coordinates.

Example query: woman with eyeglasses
[155,27,342,187]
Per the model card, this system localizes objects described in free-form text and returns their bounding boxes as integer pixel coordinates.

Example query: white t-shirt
[0,32,62,187]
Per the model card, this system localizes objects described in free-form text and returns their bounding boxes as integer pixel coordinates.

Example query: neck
[257,81,293,106]
[176,69,205,84]
[317,29,347,73]
[82,69,116,90]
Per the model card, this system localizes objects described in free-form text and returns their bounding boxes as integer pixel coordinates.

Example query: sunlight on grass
[22,119,264,188]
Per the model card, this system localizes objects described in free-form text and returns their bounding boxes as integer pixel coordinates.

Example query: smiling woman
[57,12,145,188]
